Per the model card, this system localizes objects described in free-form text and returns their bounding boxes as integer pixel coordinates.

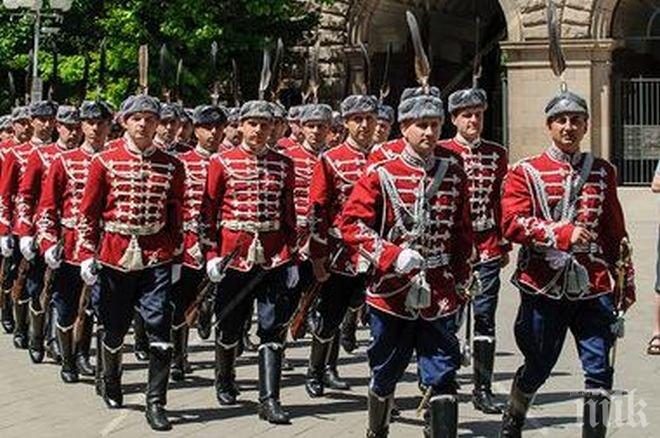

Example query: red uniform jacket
[15,142,69,237]
[76,138,185,271]
[178,146,212,269]
[440,137,510,263]
[203,144,297,272]
[367,138,405,166]
[37,145,96,264]
[0,138,16,167]
[338,146,473,320]
[286,142,323,261]
[309,139,369,276]
[501,145,636,304]
[0,139,45,235]
[277,136,299,152]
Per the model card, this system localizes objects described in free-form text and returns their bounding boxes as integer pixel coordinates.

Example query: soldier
[219,107,242,152]
[326,110,346,149]
[37,101,112,382]
[498,91,636,438]
[0,100,58,350]
[170,104,227,382]
[175,108,194,147]
[278,105,304,150]
[440,87,510,414]
[0,116,12,142]
[153,102,190,155]
[337,88,473,438]
[77,95,185,431]
[8,106,34,147]
[373,103,395,145]
[17,105,82,364]
[269,102,288,149]
[306,94,378,398]
[203,100,298,424]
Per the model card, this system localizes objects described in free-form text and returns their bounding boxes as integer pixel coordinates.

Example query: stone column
[501,39,615,162]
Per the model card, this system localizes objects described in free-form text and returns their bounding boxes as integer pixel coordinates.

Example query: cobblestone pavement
[0,188,658,437]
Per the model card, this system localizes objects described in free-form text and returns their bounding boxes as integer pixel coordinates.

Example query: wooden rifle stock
[73,284,92,344]
[38,267,57,310]
[0,257,7,309]
[289,281,322,340]
[10,258,30,302]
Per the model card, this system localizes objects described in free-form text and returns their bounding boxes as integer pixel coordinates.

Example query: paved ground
[0,188,658,437]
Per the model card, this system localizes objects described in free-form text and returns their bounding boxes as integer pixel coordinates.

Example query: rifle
[10,258,30,302]
[73,284,92,344]
[184,245,242,327]
[610,237,633,369]
[0,257,9,308]
[289,281,322,340]
[38,244,62,310]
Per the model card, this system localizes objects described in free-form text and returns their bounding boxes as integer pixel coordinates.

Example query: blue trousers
[94,264,173,349]
[472,258,502,338]
[52,262,83,328]
[514,292,616,393]
[171,266,204,328]
[214,266,290,347]
[368,307,461,397]
[313,272,365,341]
[25,256,46,305]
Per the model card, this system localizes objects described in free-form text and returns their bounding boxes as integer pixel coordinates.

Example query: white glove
[394,249,424,274]
[0,236,14,257]
[44,245,62,270]
[544,249,571,270]
[19,236,36,261]
[206,257,225,283]
[172,263,182,283]
[80,258,99,286]
[285,265,300,289]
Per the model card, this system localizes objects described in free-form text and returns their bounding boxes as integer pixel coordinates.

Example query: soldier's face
[547,112,588,153]
[373,120,392,144]
[289,121,302,139]
[224,122,242,146]
[82,119,110,147]
[125,112,159,146]
[176,121,193,142]
[57,123,83,148]
[0,128,13,142]
[32,116,55,140]
[269,119,287,143]
[327,125,346,148]
[13,119,32,142]
[451,106,484,142]
[344,112,377,148]
[195,123,224,151]
[402,117,442,157]
[302,121,330,150]
[157,118,180,143]
[240,118,272,148]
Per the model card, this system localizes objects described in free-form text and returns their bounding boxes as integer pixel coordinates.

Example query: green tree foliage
[0,0,324,112]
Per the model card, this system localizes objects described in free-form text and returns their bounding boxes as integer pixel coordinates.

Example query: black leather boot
[13,299,29,349]
[323,332,350,390]
[95,326,104,397]
[102,343,123,409]
[257,344,290,424]
[46,306,62,364]
[145,347,173,431]
[215,342,239,406]
[500,375,535,438]
[133,312,149,361]
[473,337,503,414]
[28,303,46,363]
[425,395,458,438]
[57,325,78,383]
[1,289,15,334]
[340,308,359,354]
[305,337,330,398]
[75,314,95,377]
[582,389,609,438]
[170,326,187,382]
[366,390,393,438]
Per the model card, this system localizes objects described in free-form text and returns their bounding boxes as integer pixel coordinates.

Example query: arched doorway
[611,0,660,184]
[346,0,508,143]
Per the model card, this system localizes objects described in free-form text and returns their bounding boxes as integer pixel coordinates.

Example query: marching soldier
[0,106,32,333]
[278,105,304,150]
[440,87,510,414]
[0,116,12,142]
[269,102,288,149]
[175,108,194,147]
[17,105,82,364]
[77,95,185,431]
[219,107,242,152]
[170,104,227,381]
[306,94,378,397]
[337,87,473,438]
[0,100,58,350]
[373,103,394,145]
[203,100,299,424]
[153,102,190,155]
[37,100,112,382]
[326,111,346,149]
[498,90,636,438]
